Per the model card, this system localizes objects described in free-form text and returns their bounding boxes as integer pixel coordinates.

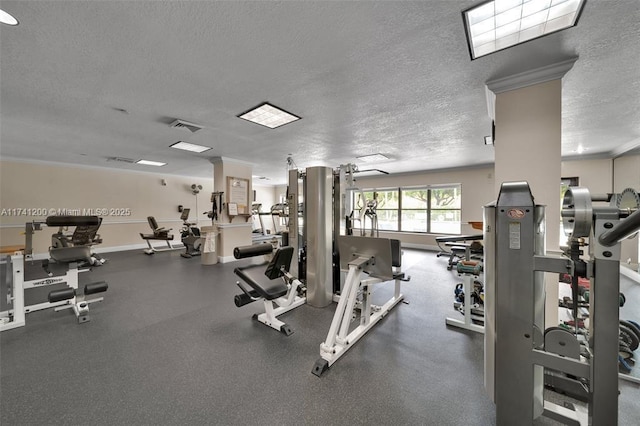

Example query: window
[352,185,461,234]
[428,187,461,234]
[356,190,399,231]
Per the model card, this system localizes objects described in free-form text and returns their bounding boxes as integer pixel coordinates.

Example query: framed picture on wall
[227,177,250,215]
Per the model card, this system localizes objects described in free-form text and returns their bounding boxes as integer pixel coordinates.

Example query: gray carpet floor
[1,248,638,425]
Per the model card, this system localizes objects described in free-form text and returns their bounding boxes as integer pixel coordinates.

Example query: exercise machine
[270,203,288,235]
[1,216,109,331]
[233,243,305,335]
[312,236,409,376]
[140,216,181,254]
[286,165,411,375]
[179,208,202,258]
[484,182,640,425]
[286,164,365,303]
[51,216,106,265]
[251,203,267,236]
[435,234,483,270]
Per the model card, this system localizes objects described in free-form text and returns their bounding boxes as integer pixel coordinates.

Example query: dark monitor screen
[180,208,190,221]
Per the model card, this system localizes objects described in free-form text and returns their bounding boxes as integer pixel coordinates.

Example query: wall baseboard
[25,242,186,259]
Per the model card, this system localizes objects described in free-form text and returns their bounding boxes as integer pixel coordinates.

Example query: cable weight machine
[484,182,640,426]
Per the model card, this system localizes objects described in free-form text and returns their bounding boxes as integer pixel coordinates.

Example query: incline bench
[435,234,483,270]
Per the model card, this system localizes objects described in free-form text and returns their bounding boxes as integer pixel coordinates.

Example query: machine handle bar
[598,208,640,247]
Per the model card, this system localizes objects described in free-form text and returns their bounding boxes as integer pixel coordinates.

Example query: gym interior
[1,2,639,425]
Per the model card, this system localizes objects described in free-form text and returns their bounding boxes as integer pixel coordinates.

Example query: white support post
[252,276,306,335]
[0,254,26,331]
[323,265,359,349]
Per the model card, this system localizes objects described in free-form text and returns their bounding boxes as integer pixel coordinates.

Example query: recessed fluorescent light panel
[357,153,390,163]
[0,9,19,25]
[238,103,301,129]
[136,159,167,167]
[463,0,586,60]
[169,141,212,153]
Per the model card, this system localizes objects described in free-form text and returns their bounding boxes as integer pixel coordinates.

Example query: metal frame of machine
[1,219,108,331]
[312,235,406,377]
[484,182,640,425]
[284,164,408,376]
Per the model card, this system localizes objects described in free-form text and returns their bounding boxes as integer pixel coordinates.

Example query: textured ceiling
[0,0,639,185]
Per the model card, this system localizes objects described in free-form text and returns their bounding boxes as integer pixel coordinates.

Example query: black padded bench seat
[435,234,484,270]
[234,246,294,301]
[139,233,174,240]
[49,246,91,264]
[390,239,406,280]
[234,264,288,300]
[435,234,483,247]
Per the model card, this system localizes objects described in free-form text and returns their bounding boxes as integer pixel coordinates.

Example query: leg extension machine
[233,244,305,336]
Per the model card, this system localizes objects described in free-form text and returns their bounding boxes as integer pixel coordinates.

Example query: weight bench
[233,245,305,336]
[140,216,179,254]
[435,234,483,270]
[44,216,108,323]
[51,217,106,265]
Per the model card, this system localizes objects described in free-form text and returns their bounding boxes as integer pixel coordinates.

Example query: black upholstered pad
[49,246,91,263]
[390,239,401,268]
[264,246,294,279]
[46,215,100,227]
[234,263,288,300]
[434,234,483,243]
[139,233,174,240]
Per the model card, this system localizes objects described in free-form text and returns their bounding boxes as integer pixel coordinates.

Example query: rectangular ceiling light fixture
[136,159,167,167]
[462,0,586,60]
[238,102,301,129]
[357,153,390,163]
[169,141,212,153]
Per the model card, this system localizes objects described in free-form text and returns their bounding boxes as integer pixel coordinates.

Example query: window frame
[353,184,461,235]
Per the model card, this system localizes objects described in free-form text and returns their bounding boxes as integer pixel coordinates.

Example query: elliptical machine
[179,208,201,258]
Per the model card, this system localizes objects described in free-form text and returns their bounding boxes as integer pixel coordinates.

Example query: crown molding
[610,138,640,158]
[486,57,578,95]
[485,57,578,120]
[209,156,255,167]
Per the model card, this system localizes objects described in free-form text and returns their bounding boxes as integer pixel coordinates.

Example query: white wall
[0,160,213,255]
[2,157,631,257]
[562,158,613,193]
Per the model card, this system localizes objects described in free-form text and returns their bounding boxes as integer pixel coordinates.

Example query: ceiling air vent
[169,119,203,133]
[106,156,136,164]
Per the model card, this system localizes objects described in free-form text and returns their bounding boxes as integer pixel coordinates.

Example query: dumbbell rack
[445,244,484,334]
